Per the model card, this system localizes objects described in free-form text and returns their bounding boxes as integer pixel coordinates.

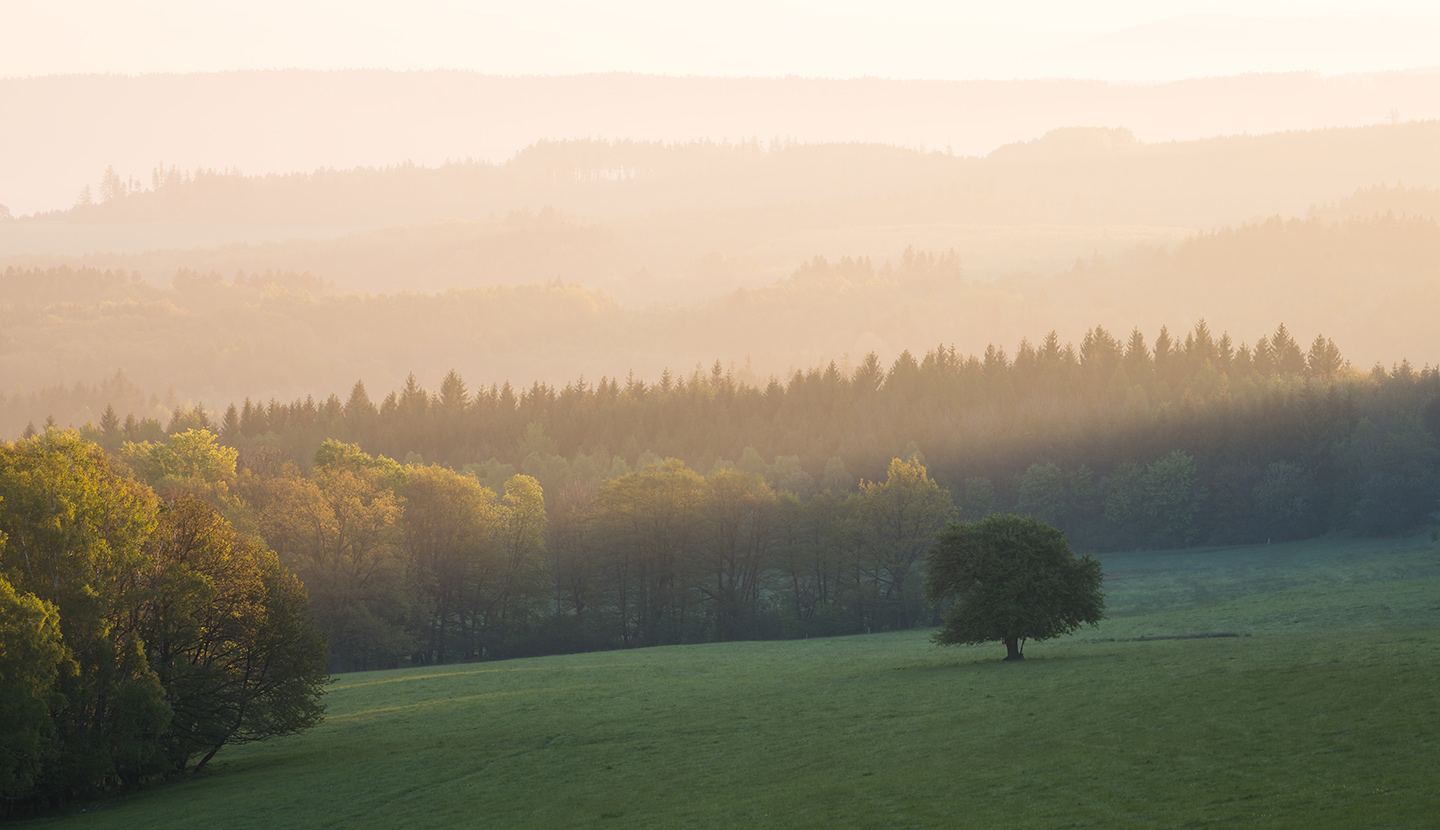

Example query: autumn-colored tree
[480,474,549,655]
[120,428,239,506]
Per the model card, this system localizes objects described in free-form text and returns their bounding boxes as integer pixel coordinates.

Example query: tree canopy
[0,431,326,813]
[924,515,1105,660]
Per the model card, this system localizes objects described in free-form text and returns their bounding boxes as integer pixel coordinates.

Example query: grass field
[28,534,1440,828]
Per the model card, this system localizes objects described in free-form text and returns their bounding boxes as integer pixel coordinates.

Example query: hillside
[7,123,1440,284]
[4,211,1438,436]
[21,534,1440,829]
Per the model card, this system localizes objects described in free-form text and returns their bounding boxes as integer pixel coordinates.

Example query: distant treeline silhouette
[40,122,1440,231]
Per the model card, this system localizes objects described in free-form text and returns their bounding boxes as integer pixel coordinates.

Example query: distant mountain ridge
[5,68,1440,215]
[5,122,1440,303]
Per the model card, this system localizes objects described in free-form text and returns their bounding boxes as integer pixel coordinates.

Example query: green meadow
[29,535,1440,829]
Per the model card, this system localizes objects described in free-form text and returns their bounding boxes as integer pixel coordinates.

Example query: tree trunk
[195,744,222,772]
[1004,637,1024,661]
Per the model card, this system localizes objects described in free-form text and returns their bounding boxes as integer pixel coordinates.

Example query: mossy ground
[28,534,1440,828]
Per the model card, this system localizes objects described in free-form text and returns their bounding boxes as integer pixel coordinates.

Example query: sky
[4,0,1440,80]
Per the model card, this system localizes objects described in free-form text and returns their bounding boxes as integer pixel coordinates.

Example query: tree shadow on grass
[891,645,1129,675]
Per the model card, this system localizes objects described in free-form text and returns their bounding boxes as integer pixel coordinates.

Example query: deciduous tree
[925,514,1104,660]
[854,458,954,629]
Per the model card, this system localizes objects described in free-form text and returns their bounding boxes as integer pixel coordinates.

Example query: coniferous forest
[11,319,1430,682]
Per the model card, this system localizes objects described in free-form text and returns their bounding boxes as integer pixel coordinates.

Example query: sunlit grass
[27,534,1440,828]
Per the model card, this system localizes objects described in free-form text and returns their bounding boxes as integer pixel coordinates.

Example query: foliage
[26,315,1432,554]
[1251,461,1318,539]
[3,321,1438,700]
[0,432,325,810]
[925,515,1104,659]
[140,496,327,771]
[1016,462,1068,526]
[259,457,406,671]
[120,428,238,504]
[396,463,501,665]
[1141,451,1204,547]
[22,343,1440,672]
[853,458,955,629]
[0,575,67,800]
[0,430,170,798]
[591,459,707,647]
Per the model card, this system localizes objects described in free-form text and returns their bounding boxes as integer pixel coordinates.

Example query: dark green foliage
[1016,462,1067,526]
[925,515,1104,659]
[1142,451,1204,547]
[11,318,1440,684]
[22,321,1439,677]
[959,476,997,521]
[0,431,172,798]
[0,576,67,800]
[1252,461,1318,539]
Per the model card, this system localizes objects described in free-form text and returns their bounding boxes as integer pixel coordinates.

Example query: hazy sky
[4,0,1440,80]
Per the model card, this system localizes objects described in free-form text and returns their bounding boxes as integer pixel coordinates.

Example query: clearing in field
[26,534,1440,829]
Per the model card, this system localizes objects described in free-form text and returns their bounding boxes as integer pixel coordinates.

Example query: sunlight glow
[4,0,1440,80]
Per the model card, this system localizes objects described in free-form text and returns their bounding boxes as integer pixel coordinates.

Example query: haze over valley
[3,3,1440,826]
[4,113,1440,428]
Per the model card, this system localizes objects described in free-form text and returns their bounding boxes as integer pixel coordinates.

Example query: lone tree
[924,514,1104,660]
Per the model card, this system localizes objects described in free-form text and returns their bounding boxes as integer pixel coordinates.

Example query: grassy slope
[30,535,1440,829]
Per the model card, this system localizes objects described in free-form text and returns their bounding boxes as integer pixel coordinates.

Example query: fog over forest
[4,9,1440,819]
[4,111,1440,431]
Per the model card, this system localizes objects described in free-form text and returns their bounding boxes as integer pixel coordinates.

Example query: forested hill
[8,67,1440,219]
[8,125,1439,308]
[4,211,1438,435]
[1310,183,1440,223]
[60,316,1440,556]
[20,122,1440,233]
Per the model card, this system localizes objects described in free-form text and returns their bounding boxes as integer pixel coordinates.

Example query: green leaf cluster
[925,515,1105,659]
[0,431,327,812]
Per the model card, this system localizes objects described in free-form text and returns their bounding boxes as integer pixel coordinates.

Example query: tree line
[73,426,960,670]
[62,319,1438,549]
[16,318,1429,667]
[42,123,1440,232]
